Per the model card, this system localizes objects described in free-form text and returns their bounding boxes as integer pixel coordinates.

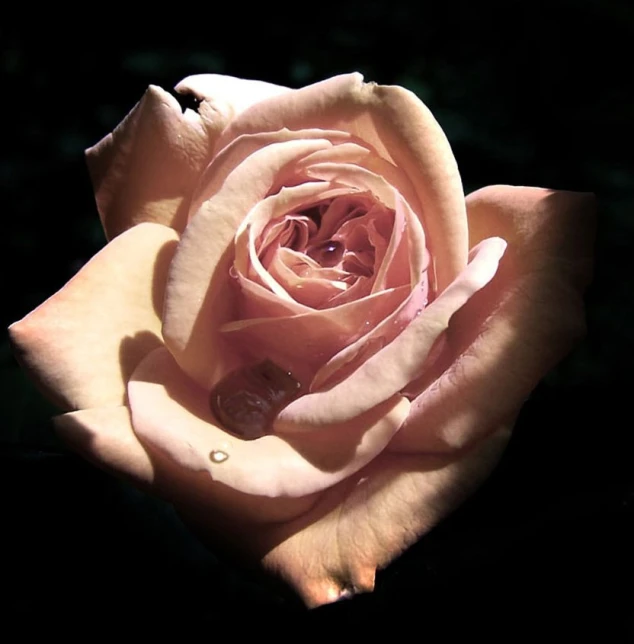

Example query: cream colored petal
[88,76,290,241]
[180,420,512,608]
[175,74,290,115]
[390,186,595,453]
[216,73,467,292]
[87,87,217,240]
[127,347,410,498]
[9,223,178,410]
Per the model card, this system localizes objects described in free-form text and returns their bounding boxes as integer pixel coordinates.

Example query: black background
[2,2,633,640]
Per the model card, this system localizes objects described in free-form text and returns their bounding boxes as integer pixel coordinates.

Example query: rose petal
[216,72,467,291]
[162,138,334,389]
[308,191,429,391]
[275,237,506,431]
[175,74,290,116]
[296,141,422,215]
[265,423,512,607]
[235,182,347,304]
[180,420,512,608]
[390,186,595,453]
[9,223,178,410]
[88,77,290,240]
[54,405,316,524]
[127,347,410,498]
[189,128,353,218]
[220,286,410,385]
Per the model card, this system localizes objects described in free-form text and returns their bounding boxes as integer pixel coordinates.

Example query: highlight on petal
[162,138,333,390]
[9,223,179,410]
[216,72,468,292]
[175,74,290,118]
[275,236,506,431]
[87,75,289,241]
[390,186,595,454]
[127,348,410,498]
[87,86,219,240]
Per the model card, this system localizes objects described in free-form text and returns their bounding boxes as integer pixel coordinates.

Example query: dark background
[2,1,633,640]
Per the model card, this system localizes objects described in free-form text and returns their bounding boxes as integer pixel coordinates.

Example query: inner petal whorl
[248,194,396,310]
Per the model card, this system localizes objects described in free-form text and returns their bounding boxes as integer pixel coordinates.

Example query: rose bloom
[9,73,594,606]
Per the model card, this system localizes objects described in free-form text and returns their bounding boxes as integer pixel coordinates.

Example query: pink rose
[9,73,594,606]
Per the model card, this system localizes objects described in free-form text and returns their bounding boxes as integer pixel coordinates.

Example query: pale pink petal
[175,74,290,116]
[306,196,435,394]
[235,183,347,303]
[220,286,410,386]
[216,73,467,291]
[390,186,595,453]
[54,405,316,524]
[162,138,334,390]
[9,223,178,410]
[180,421,512,608]
[303,162,399,209]
[275,237,506,431]
[295,141,423,214]
[127,348,410,498]
[189,128,353,218]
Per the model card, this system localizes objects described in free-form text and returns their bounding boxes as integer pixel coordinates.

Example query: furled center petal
[245,194,397,309]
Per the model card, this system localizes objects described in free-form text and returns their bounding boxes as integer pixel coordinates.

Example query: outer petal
[275,237,506,431]
[390,186,595,453]
[88,76,289,240]
[181,421,513,608]
[9,223,178,410]
[53,405,315,524]
[216,73,467,292]
[174,74,289,116]
[127,348,411,498]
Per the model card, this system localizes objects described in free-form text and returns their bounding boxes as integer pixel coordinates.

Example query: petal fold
[162,138,333,389]
[390,186,595,453]
[127,348,410,498]
[54,406,154,486]
[275,237,506,430]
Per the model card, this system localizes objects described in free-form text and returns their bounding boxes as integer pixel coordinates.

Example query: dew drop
[307,239,344,267]
[415,308,423,317]
[229,265,239,279]
[210,359,301,440]
[209,450,229,463]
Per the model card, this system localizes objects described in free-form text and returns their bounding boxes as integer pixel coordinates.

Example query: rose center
[306,239,344,267]
[245,194,395,311]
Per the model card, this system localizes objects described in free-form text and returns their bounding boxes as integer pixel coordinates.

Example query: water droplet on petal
[210,360,301,440]
[307,239,344,267]
[229,265,239,279]
[415,308,423,317]
[209,450,229,463]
